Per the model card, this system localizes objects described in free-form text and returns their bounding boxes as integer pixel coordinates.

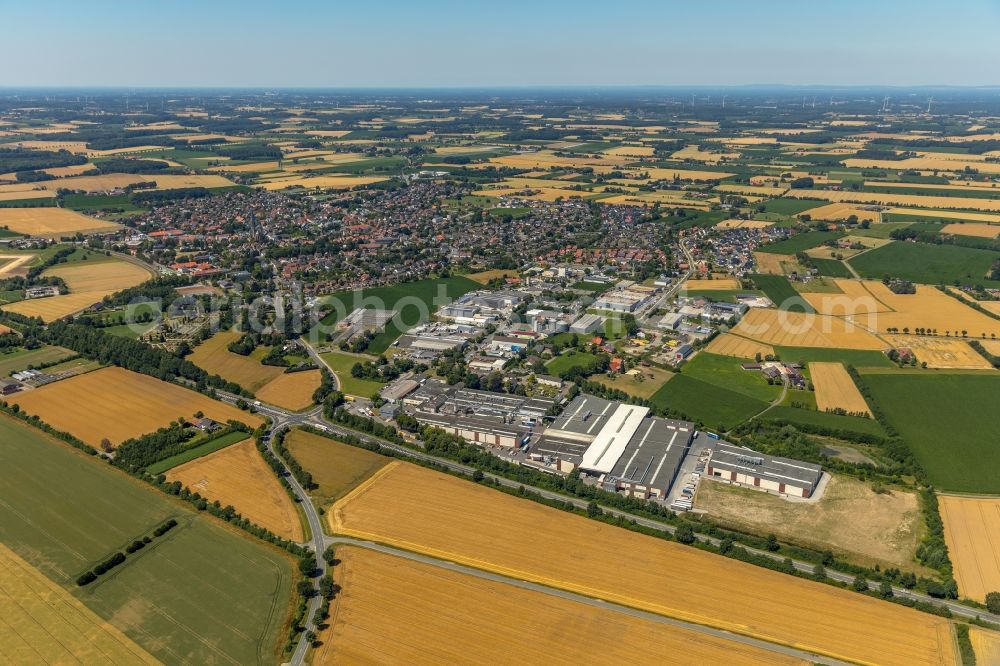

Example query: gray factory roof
[546,394,618,439]
[609,417,694,490]
[412,410,525,438]
[711,443,822,487]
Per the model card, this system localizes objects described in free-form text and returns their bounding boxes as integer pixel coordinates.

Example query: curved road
[215,392,1000,664]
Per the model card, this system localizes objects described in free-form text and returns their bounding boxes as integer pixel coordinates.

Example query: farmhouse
[707,442,822,498]
[0,379,22,395]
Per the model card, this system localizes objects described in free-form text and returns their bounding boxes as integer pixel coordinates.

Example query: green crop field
[0,345,75,377]
[860,373,1000,492]
[774,346,894,368]
[650,374,768,431]
[760,230,845,254]
[811,257,852,278]
[320,350,386,397]
[145,430,250,475]
[757,405,887,437]
[681,352,782,402]
[751,274,814,312]
[849,241,1000,287]
[0,415,294,664]
[314,275,479,353]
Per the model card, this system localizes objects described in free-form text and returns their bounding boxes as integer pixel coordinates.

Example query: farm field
[254,368,322,411]
[330,462,957,666]
[849,241,1000,288]
[883,335,992,369]
[316,546,805,666]
[860,372,1000,493]
[259,174,388,190]
[2,258,153,322]
[144,429,248,475]
[684,277,741,290]
[705,332,775,359]
[0,344,75,377]
[786,186,1000,212]
[774,345,894,367]
[970,628,1000,666]
[682,352,782,402]
[761,230,844,254]
[546,350,601,376]
[940,222,1000,238]
[319,350,385,397]
[753,251,807,275]
[592,365,674,399]
[809,362,872,416]
[0,414,294,664]
[730,307,885,350]
[752,274,814,312]
[166,438,304,541]
[10,366,261,447]
[758,405,887,437]
[695,475,924,571]
[0,207,120,238]
[284,429,389,508]
[938,495,1000,603]
[805,202,882,223]
[651,374,769,431]
[803,280,1000,338]
[0,542,158,665]
[188,330,285,393]
[0,172,236,194]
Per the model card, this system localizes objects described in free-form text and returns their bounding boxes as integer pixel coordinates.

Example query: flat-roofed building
[604,417,693,499]
[707,442,822,498]
[569,313,605,334]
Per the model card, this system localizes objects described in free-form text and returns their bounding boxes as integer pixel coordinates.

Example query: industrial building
[402,380,555,448]
[569,313,605,334]
[533,394,694,498]
[707,442,822,498]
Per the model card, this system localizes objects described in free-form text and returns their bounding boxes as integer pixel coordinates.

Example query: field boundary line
[327,525,881,666]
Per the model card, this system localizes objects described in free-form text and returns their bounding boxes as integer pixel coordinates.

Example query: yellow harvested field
[259,175,387,191]
[490,151,629,170]
[316,547,805,666]
[10,366,262,447]
[304,130,351,137]
[597,192,711,208]
[939,496,1000,603]
[803,280,1000,338]
[710,136,779,145]
[730,307,885,350]
[806,202,882,223]
[705,333,775,359]
[210,160,281,173]
[844,157,1000,175]
[592,367,674,400]
[940,223,1000,238]
[715,219,774,229]
[670,144,740,163]
[981,338,1000,356]
[716,183,789,197]
[883,335,992,369]
[479,186,595,202]
[0,542,158,665]
[0,189,56,202]
[809,362,872,416]
[254,369,322,411]
[602,144,655,157]
[636,166,735,181]
[3,259,151,322]
[166,439,303,541]
[970,628,1000,666]
[330,462,957,666]
[0,172,235,194]
[464,268,518,284]
[188,330,284,393]
[0,207,119,238]
[787,188,1000,212]
[685,277,741,290]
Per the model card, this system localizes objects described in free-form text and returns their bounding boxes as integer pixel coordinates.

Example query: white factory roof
[579,403,649,474]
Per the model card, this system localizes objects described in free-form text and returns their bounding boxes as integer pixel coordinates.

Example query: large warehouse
[534,395,694,498]
[707,443,822,498]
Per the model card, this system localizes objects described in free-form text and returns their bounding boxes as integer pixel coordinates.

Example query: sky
[1,0,999,88]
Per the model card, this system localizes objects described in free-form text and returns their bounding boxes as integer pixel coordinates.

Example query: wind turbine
[926,96,934,114]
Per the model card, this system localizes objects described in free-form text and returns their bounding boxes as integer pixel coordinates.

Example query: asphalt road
[215,391,1000,663]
